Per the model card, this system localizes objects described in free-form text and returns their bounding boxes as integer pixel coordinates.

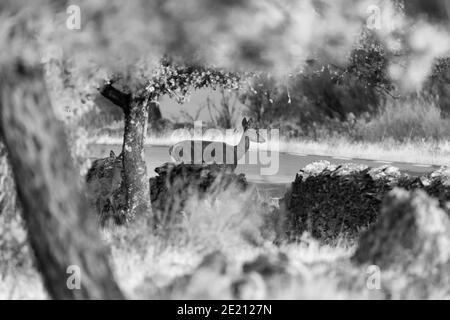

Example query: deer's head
[242,118,265,143]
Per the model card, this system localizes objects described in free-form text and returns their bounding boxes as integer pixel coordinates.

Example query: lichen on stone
[282,161,450,243]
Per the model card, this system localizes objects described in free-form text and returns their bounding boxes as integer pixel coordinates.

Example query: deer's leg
[109,195,117,215]
[98,198,108,225]
[95,198,102,215]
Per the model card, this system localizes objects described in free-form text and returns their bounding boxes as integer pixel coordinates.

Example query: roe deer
[169,118,265,169]
[86,150,123,222]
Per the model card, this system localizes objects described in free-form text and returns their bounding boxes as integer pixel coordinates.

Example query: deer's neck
[234,131,250,161]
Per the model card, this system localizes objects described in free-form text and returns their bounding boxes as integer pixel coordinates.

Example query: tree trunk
[100,84,152,221]
[0,61,124,300]
[122,96,151,219]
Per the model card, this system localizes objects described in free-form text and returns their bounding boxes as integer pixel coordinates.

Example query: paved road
[88,144,443,198]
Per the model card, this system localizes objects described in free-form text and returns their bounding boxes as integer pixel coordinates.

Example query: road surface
[88,144,443,198]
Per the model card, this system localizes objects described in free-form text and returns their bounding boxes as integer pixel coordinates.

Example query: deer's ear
[242,118,247,128]
[110,150,116,158]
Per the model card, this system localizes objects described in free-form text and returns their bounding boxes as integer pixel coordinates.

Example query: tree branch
[99,83,131,110]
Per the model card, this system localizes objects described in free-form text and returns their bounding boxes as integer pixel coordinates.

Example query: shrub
[353,96,450,143]
[149,163,248,229]
[352,189,450,298]
[425,57,450,116]
[85,150,125,226]
[239,30,390,135]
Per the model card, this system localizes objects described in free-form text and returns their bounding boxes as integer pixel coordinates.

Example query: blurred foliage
[3,0,450,300]
[353,188,450,269]
[401,0,450,23]
[240,27,450,144]
[424,57,450,116]
[0,143,33,277]
[240,29,392,131]
[353,188,450,298]
[15,0,447,147]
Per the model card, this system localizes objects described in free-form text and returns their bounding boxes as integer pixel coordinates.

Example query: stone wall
[282,161,450,242]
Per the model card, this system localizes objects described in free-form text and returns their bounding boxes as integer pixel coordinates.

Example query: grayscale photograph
[0,0,450,304]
